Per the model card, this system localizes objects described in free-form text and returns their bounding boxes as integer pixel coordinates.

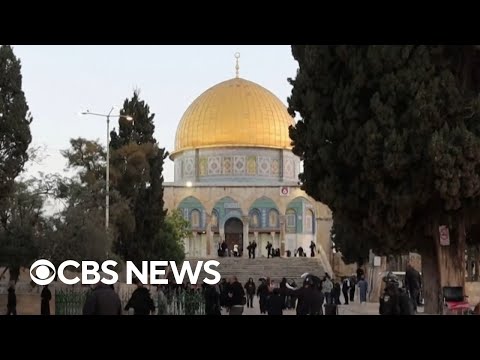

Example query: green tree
[331,218,373,266]
[0,45,32,217]
[60,138,106,187]
[164,209,188,263]
[40,139,128,266]
[0,180,46,282]
[110,91,155,148]
[110,91,183,265]
[288,45,480,313]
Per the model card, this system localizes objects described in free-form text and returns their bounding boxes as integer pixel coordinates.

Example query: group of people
[10,260,476,316]
[217,240,320,259]
[218,240,262,258]
[203,276,245,315]
[5,283,52,316]
[287,241,316,257]
[379,263,422,315]
[81,278,158,315]
[218,241,242,257]
[265,242,281,258]
[215,272,358,316]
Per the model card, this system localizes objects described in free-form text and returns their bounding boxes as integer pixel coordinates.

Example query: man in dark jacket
[379,273,414,315]
[227,276,245,315]
[309,241,316,257]
[83,282,122,315]
[257,278,269,314]
[405,263,422,312]
[342,278,350,305]
[267,288,284,315]
[41,285,52,315]
[349,276,356,302]
[6,283,16,315]
[286,276,323,315]
[204,284,221,315]
[244,278,256,308]
[124,279,156,315]
[332,279,341,305]
[266,242,273,258]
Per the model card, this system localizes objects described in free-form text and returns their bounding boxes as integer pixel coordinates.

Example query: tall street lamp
[81,107,133,232]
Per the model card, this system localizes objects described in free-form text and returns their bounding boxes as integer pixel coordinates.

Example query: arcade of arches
[162,66,333,269]
[163,188,333,264]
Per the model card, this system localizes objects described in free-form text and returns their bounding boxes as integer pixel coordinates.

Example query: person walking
[41,285,52,315]
[244,278,256,308]
[6,283,16,315]
[124,278,156,315]
[357,275,368,304]
[83,282,122,315]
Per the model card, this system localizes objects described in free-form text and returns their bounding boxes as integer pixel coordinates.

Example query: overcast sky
[13,45,298,184]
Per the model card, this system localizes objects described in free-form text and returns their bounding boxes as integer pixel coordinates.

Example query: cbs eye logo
[30,259,56,285]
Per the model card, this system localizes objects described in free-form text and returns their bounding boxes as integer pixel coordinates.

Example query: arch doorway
[224,218,243,256]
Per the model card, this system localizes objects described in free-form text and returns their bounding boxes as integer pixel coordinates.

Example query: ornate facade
[163,64,333,266]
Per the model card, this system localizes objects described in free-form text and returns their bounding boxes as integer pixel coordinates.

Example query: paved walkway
[222,297,384,315]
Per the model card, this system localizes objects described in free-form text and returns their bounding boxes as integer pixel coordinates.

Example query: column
[192,232,198,257]
[280,215,286,256]
[219,227,225,243]
[242,215,250,257]
[254,231,259,257]
[184,236,190,258]
[205,214,212,257]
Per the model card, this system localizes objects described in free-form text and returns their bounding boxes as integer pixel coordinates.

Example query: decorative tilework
[199,157,208,176]
[284,158,294,178]
[175,161,182,180]
[247,156,257,175]
[183,157,195,177]
[258,157,271,176]
[261,208,267,226]
[176,150,298,179]
[223,156,233,175]
[271,159,280,176]
[234,156,245,175]
[208,156,222,175]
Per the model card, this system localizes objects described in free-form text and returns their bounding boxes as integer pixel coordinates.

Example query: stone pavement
[222,297,384,315]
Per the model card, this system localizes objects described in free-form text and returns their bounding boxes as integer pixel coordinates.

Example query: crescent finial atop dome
[234,52,240,78]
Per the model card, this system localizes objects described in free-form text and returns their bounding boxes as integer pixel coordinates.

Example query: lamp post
[81,107,133,232]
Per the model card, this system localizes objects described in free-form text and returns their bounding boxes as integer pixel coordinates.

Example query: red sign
[280,187,289,196]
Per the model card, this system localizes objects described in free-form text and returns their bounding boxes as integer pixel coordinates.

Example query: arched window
[249,209,261,228]
[286,209,296,230]
[268,209,279,228]
[305,209,314,234]
[191,209,201,228]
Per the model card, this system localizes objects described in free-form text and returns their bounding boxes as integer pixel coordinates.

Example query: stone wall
[331,253,357,278]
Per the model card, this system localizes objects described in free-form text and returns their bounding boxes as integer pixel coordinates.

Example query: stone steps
[184,257,327,285]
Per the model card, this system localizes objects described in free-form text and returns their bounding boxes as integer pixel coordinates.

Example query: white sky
[12,45,299,211]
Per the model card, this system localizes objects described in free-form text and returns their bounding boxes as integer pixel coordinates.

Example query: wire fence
[55,286,205,315]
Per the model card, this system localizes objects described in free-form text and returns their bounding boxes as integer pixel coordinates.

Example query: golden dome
[172,77,295,157]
